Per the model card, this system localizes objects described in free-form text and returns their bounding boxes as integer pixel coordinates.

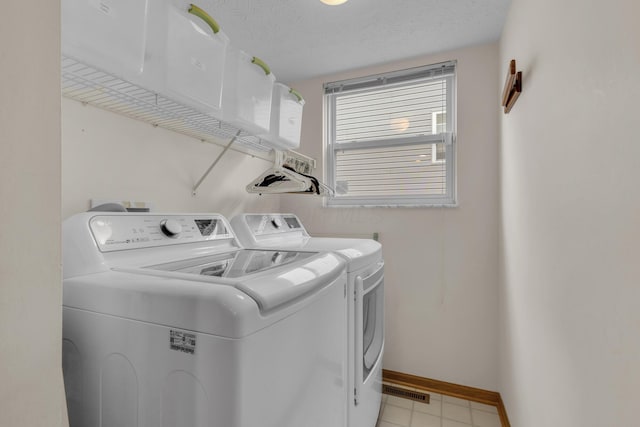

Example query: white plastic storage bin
[61,0,150,83]
[222,47,276,136]
[151,1,229,116]
[261,83,305,150]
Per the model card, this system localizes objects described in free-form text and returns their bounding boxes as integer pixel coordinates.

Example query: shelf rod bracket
[192,130,242,196]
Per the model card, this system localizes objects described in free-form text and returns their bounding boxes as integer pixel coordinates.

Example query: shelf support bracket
[192,130,242,196]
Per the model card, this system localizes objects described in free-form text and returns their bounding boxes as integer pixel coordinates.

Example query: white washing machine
[62,212,348,427]
[230,213,384,427]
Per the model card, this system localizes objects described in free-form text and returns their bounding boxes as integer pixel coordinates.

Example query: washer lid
[237,252,345,312]
[141,249,346,312]
[145,249,316,279]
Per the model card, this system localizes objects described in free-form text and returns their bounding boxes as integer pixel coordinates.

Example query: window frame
[324,62,457,208]
[431,111,446,164]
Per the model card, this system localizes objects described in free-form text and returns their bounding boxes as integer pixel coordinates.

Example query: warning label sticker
[169,330,196,355]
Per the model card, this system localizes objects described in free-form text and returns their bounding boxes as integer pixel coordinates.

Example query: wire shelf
[61,56,272,154]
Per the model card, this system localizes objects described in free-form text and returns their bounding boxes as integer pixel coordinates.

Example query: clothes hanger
[246,166,313,194]
[245,150,334,196]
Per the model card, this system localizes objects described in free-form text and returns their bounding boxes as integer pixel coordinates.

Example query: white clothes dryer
[62,212,348,427]
[231,213,384,427]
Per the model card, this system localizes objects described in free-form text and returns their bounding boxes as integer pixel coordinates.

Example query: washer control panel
[89,214,233,252]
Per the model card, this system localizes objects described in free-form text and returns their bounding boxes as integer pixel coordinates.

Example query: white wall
[282,43,501,390]
[62,98,280,218]
[499,0,640,425]
[0,1,68,426]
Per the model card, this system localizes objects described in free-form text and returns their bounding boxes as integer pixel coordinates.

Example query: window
[324,61,456,207]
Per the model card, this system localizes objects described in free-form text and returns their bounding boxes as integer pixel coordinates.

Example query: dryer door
[355,261,384,402]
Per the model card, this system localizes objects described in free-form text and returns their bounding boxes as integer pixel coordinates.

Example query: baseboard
[496,394,511,427]
[382,369,511,427]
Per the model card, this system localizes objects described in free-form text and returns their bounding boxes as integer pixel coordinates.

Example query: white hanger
[246,166,313,194]
[245,150,334,196]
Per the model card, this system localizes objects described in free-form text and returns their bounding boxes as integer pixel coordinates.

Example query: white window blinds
[324,61,456,207]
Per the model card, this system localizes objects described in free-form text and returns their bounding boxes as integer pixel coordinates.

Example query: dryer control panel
[230,214,311,248]
[89,214,234,252]
[243,214,307,236]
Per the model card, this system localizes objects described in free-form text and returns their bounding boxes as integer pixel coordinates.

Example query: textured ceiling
[197,0,511,83]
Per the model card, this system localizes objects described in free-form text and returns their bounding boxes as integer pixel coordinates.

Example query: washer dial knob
[160,219,182,238]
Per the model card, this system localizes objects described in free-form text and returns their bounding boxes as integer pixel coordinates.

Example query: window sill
[323,200,459,209]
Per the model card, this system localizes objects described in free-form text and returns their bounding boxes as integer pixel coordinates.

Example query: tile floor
[377,384,502,427]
